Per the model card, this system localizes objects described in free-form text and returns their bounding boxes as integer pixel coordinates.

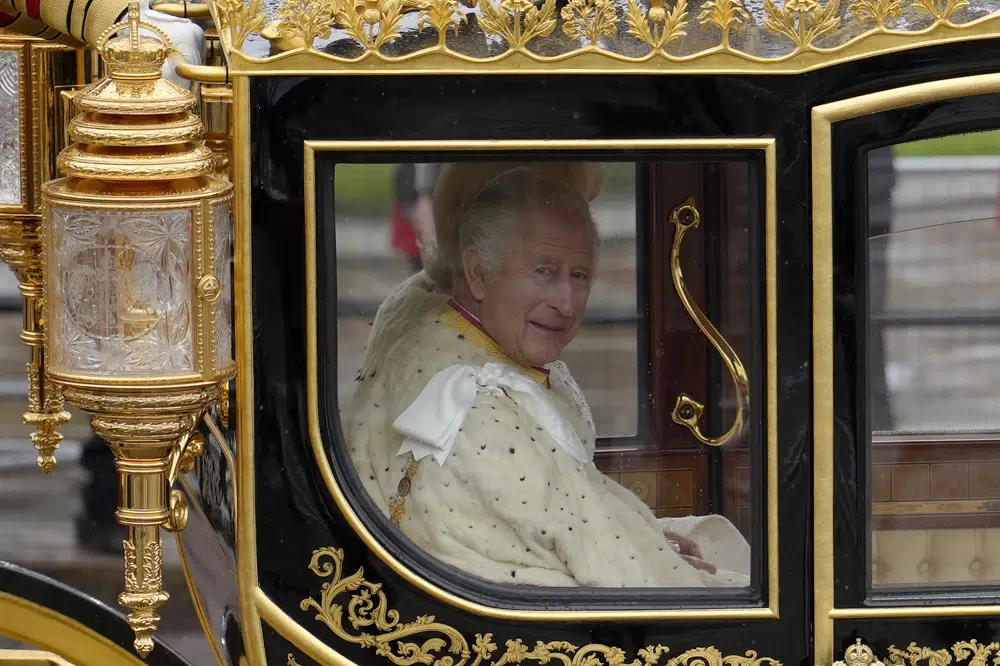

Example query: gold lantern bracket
[0,218,72,472]
[41,0,235,657]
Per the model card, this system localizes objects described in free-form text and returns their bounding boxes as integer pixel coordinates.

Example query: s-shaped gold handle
[669,197,750,447]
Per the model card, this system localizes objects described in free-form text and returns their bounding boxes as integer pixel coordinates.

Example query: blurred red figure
[391,163,441,273]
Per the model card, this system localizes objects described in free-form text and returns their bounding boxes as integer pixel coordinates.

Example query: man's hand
[664,530,717,575]
[663,530,702,559]
[680,554,717,574]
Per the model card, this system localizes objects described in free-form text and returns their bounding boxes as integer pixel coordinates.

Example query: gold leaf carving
[697,0,749,47]
[215,0,269,50]
[300,547,782,666]
[887,644,953,666]
[234,0,998,74]
[417,0,469,44]
[123,540,139,592]
[561,0,619,44]
[334,0,407,49]
[624,0,688,49]
[480,0,558,48]
[762,0,840,48]
[276,0,336,45]
[911,0,969,20]
[847,0,902,26]
[143,541,163,593]
[950,642,1000,666]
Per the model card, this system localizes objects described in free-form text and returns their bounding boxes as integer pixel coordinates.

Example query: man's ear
[461,246,487,301]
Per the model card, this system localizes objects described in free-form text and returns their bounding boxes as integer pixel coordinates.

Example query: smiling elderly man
[344,162,750,587]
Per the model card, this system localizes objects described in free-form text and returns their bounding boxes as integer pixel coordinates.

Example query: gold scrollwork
[300,547,782,666]
[668,198,749,447]
[837,639,1000,666]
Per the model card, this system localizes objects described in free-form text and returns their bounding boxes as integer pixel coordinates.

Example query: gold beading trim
[211,0,1000,75]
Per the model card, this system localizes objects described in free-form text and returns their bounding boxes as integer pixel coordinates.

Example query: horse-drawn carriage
[1,0,1000,664]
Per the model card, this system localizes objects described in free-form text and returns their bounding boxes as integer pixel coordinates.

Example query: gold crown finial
[96,0,174,82]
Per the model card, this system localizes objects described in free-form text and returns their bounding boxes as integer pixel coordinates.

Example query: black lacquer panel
[247,37,1000,666]
[250,71,807,665]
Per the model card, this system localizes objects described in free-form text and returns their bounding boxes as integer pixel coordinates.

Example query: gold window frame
[810,71,1000,666]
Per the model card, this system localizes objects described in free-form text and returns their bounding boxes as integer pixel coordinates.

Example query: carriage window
[332,158,763,591]
[868,134,1000,590]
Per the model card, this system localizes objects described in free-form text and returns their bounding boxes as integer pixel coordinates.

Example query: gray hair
[423,170,599,293]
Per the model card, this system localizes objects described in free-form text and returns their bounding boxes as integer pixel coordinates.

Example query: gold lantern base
[61,381,221,657]
[0,217,72,472]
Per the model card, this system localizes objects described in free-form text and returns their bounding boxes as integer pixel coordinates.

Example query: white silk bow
[393,362,589,467]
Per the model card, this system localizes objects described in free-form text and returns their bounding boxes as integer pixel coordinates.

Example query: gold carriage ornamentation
[2,0,1000,662]
[208,0,1000,72]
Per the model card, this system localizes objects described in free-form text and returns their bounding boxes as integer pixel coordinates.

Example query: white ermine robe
[344,273,750,587]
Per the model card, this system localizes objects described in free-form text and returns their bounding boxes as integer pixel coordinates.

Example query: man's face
[472,204,596,367]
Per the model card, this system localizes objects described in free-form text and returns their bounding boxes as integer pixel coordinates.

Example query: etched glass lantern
[40,2,234,655]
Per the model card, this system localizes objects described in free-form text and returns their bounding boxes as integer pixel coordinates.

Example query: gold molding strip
[208,0,1000,75]
[0,650,76,666]
[231,72,270,666]
[175,517,229,666]
[873,500,1000,516]
[0,592,147,666]
[300,138,778,621]
[810,72,1000,663]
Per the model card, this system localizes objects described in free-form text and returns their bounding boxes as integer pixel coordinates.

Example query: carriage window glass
[333,159,762,591]
[334,163,638,439]
[868,134,1000,590]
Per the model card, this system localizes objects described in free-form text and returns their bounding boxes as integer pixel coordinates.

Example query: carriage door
[815,75,1000,666]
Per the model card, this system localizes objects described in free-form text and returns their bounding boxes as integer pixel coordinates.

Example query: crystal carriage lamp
[40,2,235,656]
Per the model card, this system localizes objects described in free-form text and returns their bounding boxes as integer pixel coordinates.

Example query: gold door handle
[669,197,750,447]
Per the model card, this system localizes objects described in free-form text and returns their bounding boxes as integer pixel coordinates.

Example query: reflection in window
[868,133,1000,589]
[333,160,756,589]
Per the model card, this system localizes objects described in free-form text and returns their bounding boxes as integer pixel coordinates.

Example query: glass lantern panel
[0,49,21,206]
[49,206,195,376]
[212,200,234,369]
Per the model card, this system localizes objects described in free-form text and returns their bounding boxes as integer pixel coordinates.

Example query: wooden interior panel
[594,450,708,518]
[872,436,1000,530]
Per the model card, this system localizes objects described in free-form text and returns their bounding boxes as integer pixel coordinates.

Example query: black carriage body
[235,39,1000,666]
